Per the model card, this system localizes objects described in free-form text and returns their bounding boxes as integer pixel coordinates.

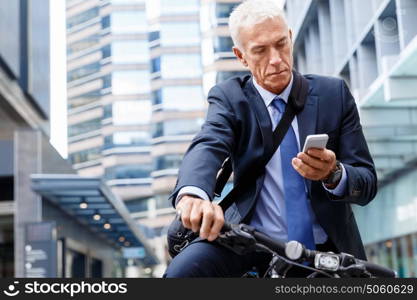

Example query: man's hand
[292,148,336,181]
[176,195,224,242]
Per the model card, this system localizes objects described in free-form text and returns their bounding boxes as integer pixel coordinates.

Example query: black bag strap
[214,71,310,210]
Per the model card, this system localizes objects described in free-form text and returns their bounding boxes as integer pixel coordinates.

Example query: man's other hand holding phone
[292,134,341,188]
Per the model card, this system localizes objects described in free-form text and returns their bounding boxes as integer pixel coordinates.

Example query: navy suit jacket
[169,74,377,260]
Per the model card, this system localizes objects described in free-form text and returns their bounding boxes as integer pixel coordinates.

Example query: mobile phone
[302,134,329,153]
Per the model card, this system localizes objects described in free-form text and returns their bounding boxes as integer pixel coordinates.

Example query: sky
[49,0,68,158]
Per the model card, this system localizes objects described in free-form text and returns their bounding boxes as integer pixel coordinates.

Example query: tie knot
[272,97,286,113]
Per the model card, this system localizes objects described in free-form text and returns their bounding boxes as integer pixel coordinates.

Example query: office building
[66,0,153,207]
[285,0,417,277]
[0,0,157,278]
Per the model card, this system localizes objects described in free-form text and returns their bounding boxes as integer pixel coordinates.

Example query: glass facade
[152,119,203,138]
[155,154,183,171]
[366,234,417,278]
[216,71,249,84]
[160,0,199,15]
[213,36,234,54]
[125,197,150,213]
[152,86,204,111]
[67,0,154,207]
[111,40,149,64]
[68,92,100,110]
[105,164,153,180]
[110,11,147,34]
[160,22,200,46]
[110,0,145,4]
[68,62,100,82]
[104,131,150,149]
[152,54,202,79]
[67,7,99,30]
[112,100,152,125]
[111,70,150,95]
[215,3,238,19]
[68,118,101,137]
[67,35,100,56]
[69,147,102,164]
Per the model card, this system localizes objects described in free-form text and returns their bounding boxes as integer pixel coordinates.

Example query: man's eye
[253,48,264,54]
[278,41,287,48]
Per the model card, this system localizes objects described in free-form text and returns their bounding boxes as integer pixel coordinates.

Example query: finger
[306,148,326,159]
[308,148,335,163]
[297,152,326,170]
[179,198,194,229]
[189,202,202,233]
[208,205,225,241]
[292,158,321,180]
[200,202,215,240]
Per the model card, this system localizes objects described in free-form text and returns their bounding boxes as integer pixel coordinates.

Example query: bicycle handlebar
[220,223,396,278]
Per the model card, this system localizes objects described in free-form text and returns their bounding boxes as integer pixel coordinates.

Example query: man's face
[233,17,293,94]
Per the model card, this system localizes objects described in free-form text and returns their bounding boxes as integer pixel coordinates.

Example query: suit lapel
[243,78,274,159]
[297,88,319,193]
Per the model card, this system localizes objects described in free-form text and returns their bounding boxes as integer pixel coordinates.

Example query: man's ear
[233,46,248,67]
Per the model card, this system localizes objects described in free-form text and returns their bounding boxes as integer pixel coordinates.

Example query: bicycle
[215,223,397,278]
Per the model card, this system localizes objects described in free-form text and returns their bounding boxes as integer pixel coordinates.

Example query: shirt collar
[252,74,294,108]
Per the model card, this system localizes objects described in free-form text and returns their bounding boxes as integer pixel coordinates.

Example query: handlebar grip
[360,260,396,278]
[251,229,287,256]
[221,223,286,255]
[221,222,232,232]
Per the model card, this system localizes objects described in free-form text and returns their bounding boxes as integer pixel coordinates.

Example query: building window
[160,54,201,79]
[104,131,150,149]
[111,40,149,64]
[110,0,145,5]
[69,147,101,164]
[149,31,160,42]
[110,11,147,34]
[214,36,234,53]
[152,119,203,138]
[111,70,150,95]
[160,22,200,46]
[68,118,101,137]
[112,100,151,125]
[103,104,112,119]
[67,35,100,56]
[67,62,100,82]
[153,86,204,111]
[102,45,111,58]
[215,3,238,19]
[154,194,172,210]
[105,164,152,180]
[151,57,161,74]
[160,0,199,15]
[67,7,99,29]
[152,89,162,105]
[68,91,101,109]
[216,71,250,83]
[101,15,110,29]
[125,197,150,213]
[155,154,183,171]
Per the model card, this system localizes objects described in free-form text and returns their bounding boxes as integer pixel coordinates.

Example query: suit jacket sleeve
[326,80,377,206]
[169,85,237,207]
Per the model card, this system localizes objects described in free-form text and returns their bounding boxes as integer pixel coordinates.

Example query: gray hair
[229,0,287,50]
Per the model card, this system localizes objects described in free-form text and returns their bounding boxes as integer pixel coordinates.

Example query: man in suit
[164,0,377,277]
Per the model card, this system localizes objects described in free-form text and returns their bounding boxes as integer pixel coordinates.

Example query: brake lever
[216,224,258,255]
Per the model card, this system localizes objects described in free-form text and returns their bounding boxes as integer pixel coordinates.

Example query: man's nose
[269,48,282,66]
